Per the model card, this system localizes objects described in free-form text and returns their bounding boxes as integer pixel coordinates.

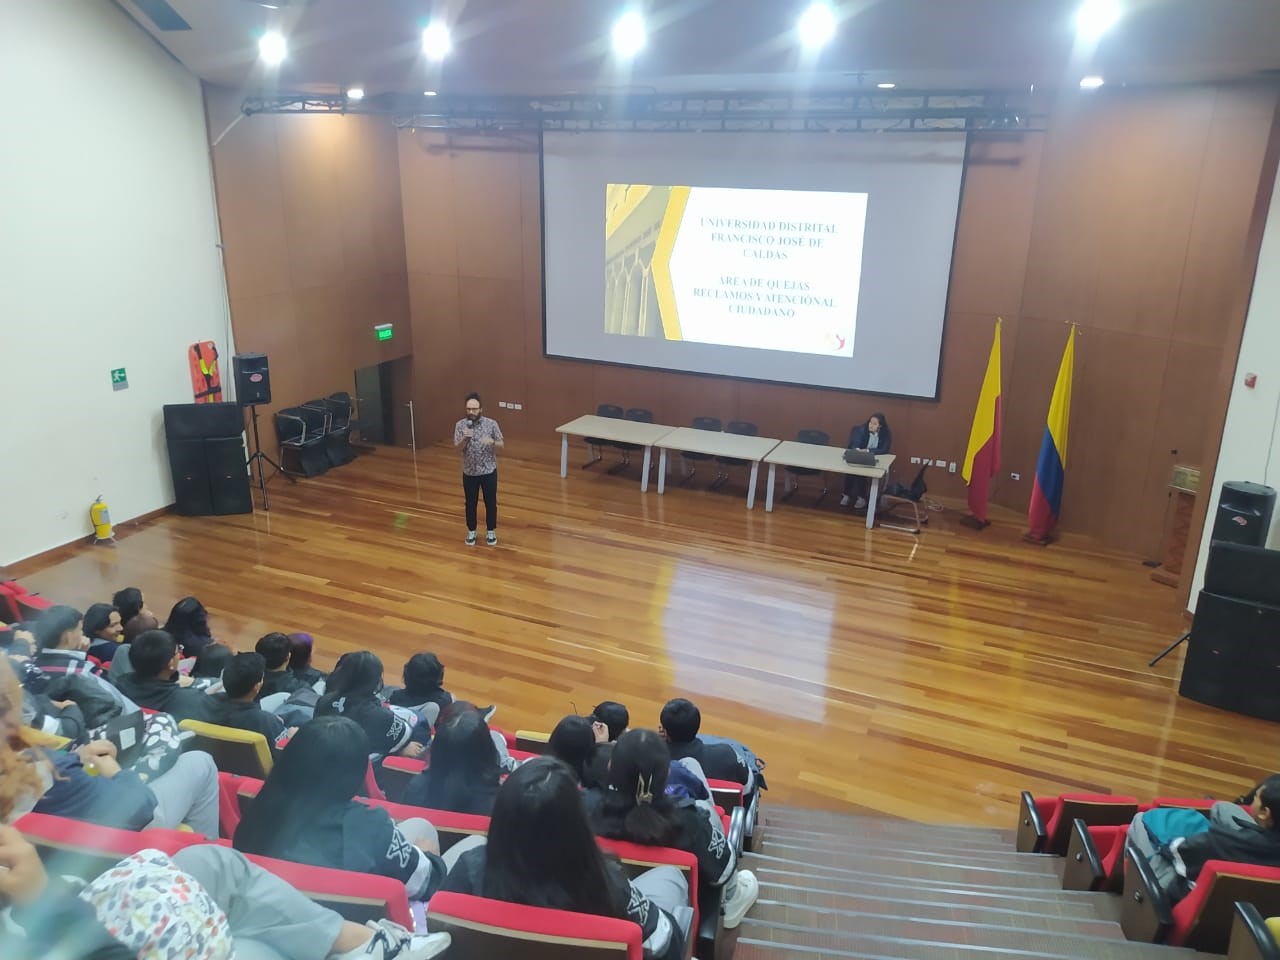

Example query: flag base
[1023,531,1057,546]
[959,515,990,530]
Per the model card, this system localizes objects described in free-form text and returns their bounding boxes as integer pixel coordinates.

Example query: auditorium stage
[12,439,1275,825]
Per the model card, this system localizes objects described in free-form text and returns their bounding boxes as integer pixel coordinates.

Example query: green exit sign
[110,367,128,390]
[375,324,393,342]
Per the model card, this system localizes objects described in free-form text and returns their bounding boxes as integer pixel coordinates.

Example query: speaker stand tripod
[1148,629,1191,667]
[245,403,294,511]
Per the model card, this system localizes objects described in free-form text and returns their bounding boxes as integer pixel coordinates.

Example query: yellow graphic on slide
[604,183,866,357]
[605,184,688,340]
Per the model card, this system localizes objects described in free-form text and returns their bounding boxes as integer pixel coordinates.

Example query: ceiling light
[422,21,451,61]
[423,90,438,97]
[876,82,896,90]
[797,2,837,50]
[346,87,365,101]
[1075,0,1121,42]
[612,10,646,58]
[258,31,287,66]
[1079,75,1105,89]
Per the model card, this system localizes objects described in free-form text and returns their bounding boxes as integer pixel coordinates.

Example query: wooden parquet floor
[13,439,1278,826]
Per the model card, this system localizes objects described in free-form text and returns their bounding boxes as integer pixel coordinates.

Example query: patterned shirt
[454,416,504,476]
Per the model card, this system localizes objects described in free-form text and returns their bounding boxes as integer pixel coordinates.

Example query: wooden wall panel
[208,85,412,451]
[213,83,1278,562]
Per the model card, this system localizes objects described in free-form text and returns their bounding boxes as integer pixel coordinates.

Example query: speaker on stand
[231,353,294,511]
[1211,480,1276,547]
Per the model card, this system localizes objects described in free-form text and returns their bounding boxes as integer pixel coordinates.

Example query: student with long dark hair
[162,596,215,657]
[587,729,758,929]
[316,652,426,761]
[82,603,124,663]
[386,652,453,722]
[111,587,148,627]
[403,707,501,815]
[840,412,892,509]
[440,757,687,960]
[548,714,606,789]
[234,717,446,901]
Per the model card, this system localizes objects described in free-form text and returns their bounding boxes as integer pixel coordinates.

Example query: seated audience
[659,698,754,792]
[317,652,426,762]
[1,657,219,837]
[82,603,124,663]
[234,717,447,901]
[113,629,218,724]
[208,653,292,755]
[256,632,311,699]
[0,825,450,960]
[548,714,607,788]
[586,729,757,927]
[32,606,136,728]
[289,632,327,688]
[1126,775,1280,903]
[194,641,235,680]
[162,596,216,657]
[839,412,892,509]
[404,707,501,815]
[386,652,453,723]
[105,610,162,682]
[592,700,630,741]
[1,623,35,658]
[110,586,150,626]
[440,756,687,960]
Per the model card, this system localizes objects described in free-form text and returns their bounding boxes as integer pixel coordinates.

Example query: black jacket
[847,423,892,455]
[316,693,415,760]
[666,738,751,788]
[208,694,287,754]
[114,673,219,724]
[258,669,309,700]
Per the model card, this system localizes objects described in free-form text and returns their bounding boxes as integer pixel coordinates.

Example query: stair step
[735,916,1203,960]
[748,897,1120,937]
[747,850,1065,889]
[755,877,1114,922]
[763,823,1014,856]
[735,934,1204,960]
[761,835,1036,868]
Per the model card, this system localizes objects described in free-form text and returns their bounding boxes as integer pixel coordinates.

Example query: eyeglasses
[465,406,481,413]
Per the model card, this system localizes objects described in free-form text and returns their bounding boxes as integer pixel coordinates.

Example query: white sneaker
[839,494,850,506]
[465,530,477,546]
[854,496,867,510]
[486,530,497,546]
[332,922,451,959]
[722,869,758,929]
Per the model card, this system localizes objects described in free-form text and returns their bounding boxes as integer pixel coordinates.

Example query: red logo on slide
[835,335,846,351]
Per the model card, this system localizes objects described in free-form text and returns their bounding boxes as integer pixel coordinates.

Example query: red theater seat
[1015,790,1139,855]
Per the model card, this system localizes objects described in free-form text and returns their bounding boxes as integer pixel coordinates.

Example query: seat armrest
[1063,818,1106,891]
[727,806,747,859]
[1016,790,1047,853]
[1228,901,1280,960]
[1121,840,1174,944]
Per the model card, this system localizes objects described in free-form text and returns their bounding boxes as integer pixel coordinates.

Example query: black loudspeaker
[1180,592,1280,722]
[233,353,272,405]
[206,437,254,515]
[163,404,251,517]
[163,402,244,440]
[1211,480,1276,547]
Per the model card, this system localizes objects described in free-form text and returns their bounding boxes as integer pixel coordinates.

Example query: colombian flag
[961,318,1002,524]
[1027,327,1076,541]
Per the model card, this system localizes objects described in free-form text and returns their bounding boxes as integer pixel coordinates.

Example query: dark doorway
[354,357,413,446]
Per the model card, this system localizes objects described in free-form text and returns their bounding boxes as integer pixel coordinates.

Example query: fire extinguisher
[90,495,115,544]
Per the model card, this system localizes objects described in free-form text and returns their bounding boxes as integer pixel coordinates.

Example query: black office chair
[316,394,356,465]
[712,420,758,490]
[584,403,624,469]
[783,429,830,504]
[878,463,929,533]
[275,407,329,477]
[610,408,655,475]
[678,416,722,485]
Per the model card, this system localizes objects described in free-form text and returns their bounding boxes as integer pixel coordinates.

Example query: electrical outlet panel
[949,461,957,473]
[498,401,508,408]
[910,456,921,464]
[1011,472,1021,480]
[514,403,522,410]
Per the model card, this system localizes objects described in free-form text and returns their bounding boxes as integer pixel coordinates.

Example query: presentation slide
[543,131,967,398]
[604,185,867,357]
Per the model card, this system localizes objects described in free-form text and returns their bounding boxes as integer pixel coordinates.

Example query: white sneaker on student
[486,530,497,546]
[465,530,477,546]
[839,494,850,506]
[854,496,867,510]
[721,869,759,929]
[333,922,450,960]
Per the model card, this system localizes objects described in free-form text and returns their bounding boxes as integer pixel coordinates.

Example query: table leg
[765,464,776,512]
[866,476,880,530]
[560,435,568,478]
[657,449,667,495]
[640,446,652,493]
[747,461,759,510]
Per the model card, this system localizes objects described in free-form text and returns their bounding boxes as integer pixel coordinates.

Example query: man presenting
[454,391,504,546]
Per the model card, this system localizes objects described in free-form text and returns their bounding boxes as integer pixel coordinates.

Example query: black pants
[843,475,870,499]
[463,470,498,531]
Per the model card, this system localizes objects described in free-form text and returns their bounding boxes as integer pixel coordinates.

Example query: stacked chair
[275,392,358,477]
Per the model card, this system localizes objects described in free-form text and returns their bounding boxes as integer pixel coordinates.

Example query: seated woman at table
[840,412,892,510]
